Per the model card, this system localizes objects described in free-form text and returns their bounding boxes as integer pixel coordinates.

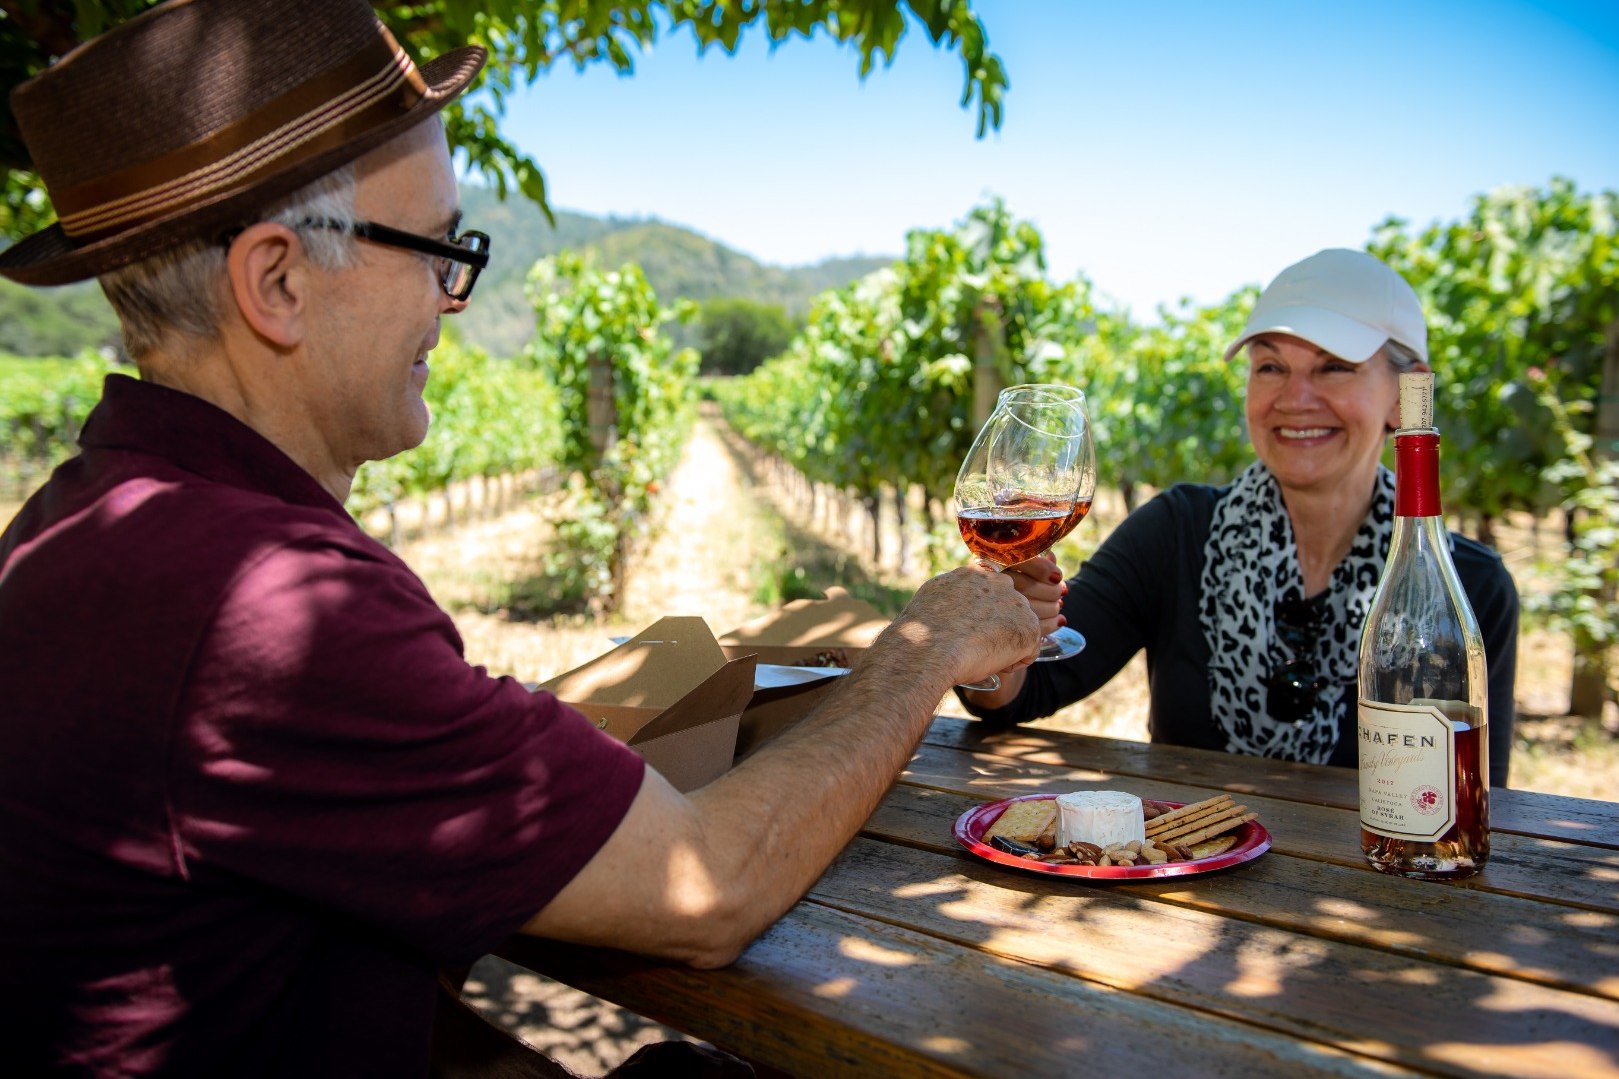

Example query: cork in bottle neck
[1397,371,1436,434]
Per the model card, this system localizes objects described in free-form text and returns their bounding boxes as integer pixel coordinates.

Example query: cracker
[1171,812,1257,849]
[1151,805,1249,844]
[1188,835,1239,859]
[984,799,1058,844]
[1144,794,1233,835]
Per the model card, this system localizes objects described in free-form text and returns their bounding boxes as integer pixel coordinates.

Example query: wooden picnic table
[496,715,1619,1078]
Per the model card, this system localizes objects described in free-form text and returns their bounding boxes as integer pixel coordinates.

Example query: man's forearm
[520,565,1039,966]
[687,629,961,929]
[521,632,964,967]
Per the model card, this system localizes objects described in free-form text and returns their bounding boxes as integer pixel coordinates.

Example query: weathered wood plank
[867,782,1619,995]
[805,838,1619,1079]
[899,741,1619,911]
[497,903,1423,1079]
[923,715,1619,847]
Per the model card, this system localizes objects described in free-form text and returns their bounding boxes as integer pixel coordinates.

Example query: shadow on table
[463,955,690,1076]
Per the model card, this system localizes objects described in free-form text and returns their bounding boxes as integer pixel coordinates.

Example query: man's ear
[224,223,309,348]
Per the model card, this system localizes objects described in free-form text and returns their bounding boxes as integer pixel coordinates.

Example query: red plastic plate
[954,794,1271,881]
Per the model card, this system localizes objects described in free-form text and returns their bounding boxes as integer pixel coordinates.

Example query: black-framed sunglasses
[300,218,490,301]
[1267,597,1328,725]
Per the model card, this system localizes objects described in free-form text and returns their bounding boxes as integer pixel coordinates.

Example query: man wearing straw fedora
[0,1,1040,1074]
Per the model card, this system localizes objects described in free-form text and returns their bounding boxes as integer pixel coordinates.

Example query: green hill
[0,190,895,361]
[456,185,892,357]
[0,277,122,357]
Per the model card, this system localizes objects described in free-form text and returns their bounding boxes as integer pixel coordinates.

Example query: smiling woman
[1242,335,1407,540]
[956,248,1523,790]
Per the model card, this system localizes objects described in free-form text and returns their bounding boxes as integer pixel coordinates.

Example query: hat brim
[0,46,486,287]
[1221,304,1389,364]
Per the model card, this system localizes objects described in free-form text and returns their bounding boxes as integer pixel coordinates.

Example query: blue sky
[492,0,1619,318]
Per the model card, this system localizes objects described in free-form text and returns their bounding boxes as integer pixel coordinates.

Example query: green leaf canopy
[0,0,1009,238]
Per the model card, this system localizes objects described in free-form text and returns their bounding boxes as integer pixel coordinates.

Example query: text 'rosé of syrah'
[1357,372,1489,880]
[957,502,1071,567]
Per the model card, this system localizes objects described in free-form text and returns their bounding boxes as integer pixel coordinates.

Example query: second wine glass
[1000,384,1096,661]
[952,384,1094,690]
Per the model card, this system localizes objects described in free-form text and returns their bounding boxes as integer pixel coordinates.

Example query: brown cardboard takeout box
[537,616,756,792]
[719,588,890,759]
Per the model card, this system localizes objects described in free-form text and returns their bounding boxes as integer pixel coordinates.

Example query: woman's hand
[1003,555,1068,638]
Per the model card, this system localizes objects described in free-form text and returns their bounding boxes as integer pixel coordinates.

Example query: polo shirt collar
[80,373,349,516]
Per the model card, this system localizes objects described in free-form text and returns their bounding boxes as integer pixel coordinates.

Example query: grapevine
[525,250,697,613]
[0,350,115,499]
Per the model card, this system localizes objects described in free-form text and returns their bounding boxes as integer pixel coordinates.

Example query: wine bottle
[1357,371,1490,880]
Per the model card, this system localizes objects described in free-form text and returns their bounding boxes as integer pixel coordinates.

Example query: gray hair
[98,164,360,362]
[1380,339,1424,373]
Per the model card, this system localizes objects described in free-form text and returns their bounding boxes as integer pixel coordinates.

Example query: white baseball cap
[1222,248,1428,364]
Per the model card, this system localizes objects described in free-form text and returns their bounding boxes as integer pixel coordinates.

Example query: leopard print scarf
[1199,461,1394,763]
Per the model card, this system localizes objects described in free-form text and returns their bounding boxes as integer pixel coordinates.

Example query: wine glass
[1002,384,1096,661]
[953,384,1094,690]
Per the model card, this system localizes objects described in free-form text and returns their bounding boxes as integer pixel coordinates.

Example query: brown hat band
[52,29,427,242]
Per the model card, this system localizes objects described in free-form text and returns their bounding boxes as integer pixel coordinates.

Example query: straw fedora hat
[0,0,486,286]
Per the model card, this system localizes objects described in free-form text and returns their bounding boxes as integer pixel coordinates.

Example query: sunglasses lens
[1269,597,1323,725]
[442,233,487,300]
[444,262,472,298]
[1267,661,1320,723]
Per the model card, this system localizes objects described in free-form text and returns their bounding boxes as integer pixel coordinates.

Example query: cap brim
[0,46,486,287]
[1222,304,1390,364]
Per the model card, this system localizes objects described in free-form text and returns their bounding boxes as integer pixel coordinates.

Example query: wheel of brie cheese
[1055,790,1146,848]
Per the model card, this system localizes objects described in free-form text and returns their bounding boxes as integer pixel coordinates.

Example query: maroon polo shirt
[0,374,646,1077]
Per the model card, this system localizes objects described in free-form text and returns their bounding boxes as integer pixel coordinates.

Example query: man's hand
[953,555,1067,708]
[876,562,1042,688]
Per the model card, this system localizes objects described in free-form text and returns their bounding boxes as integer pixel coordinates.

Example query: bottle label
[1358,700,1458,841]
